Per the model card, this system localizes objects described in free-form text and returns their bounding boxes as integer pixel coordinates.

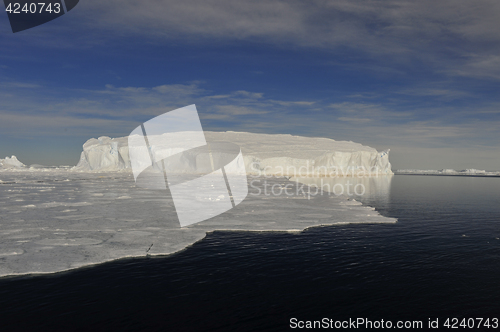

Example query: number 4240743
[5,2,61,14]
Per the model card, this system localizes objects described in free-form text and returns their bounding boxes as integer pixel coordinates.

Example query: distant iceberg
[0,155,25,168]
[463,169,487,174]
[395,169,499,176]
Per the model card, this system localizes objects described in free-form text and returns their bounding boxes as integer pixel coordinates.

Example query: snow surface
[73,131,393,176]
[0,171,396,277]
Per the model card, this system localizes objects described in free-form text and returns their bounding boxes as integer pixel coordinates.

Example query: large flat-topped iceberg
[75,131,392,176]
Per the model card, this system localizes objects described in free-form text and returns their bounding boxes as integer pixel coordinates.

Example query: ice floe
[0,171,396,277]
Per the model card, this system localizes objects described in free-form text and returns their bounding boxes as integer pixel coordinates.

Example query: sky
[1,0,499,170]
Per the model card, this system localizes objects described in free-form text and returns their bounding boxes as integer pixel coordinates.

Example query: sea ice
[0,171,396,277]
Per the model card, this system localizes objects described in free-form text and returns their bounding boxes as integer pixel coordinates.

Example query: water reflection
[292,175,393,204]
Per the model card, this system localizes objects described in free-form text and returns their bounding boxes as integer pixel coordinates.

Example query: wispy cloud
[58,0,498,79]
[328,101,413,120]
[270,100,316,107]
[4,0,500,83]
[0,81,494,141]
[396,87,471,100]
[201,105,270,120]
[337,117,371,123]
[444,54,500,80]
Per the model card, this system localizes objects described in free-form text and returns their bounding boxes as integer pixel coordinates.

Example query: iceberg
[0,155,25,168]
[394,169,500,176]
[74,131,393,176]
[463,169,486,174]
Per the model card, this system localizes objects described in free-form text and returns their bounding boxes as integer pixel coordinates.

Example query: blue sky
[1,0,499,169]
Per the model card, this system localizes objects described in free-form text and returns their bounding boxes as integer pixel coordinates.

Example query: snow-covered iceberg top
[74,131,393,176]
[0,155,25,168]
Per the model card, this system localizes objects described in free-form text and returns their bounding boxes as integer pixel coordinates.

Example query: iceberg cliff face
[74,131,392,176]
[74,136,130,171]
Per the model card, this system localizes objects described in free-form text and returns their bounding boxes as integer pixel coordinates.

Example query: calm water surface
[0,175,499,331]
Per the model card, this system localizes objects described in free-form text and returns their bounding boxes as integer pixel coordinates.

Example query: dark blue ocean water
[0,175,499,331]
